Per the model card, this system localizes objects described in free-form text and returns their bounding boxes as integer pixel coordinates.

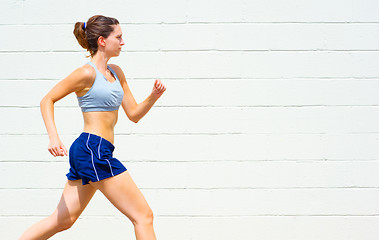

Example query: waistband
[78,132,115,151]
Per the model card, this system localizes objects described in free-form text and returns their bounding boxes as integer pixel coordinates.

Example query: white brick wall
[1,0,379,239]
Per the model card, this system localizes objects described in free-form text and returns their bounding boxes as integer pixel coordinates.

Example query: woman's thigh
[54,180,97,225]
[89,171,153,224]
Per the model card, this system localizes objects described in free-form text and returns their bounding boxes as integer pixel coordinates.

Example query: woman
[19,15,165,240]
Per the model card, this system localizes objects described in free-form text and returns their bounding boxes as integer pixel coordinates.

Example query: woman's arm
[111,65,166,123]
[40,66,94,156]
[128,79,166,123]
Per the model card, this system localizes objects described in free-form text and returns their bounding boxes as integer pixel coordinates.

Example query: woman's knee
[57,217,76,232]
[50,212,77,232]
[132,208,154,226]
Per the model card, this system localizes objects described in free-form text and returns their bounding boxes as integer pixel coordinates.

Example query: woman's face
[104,24,125,56]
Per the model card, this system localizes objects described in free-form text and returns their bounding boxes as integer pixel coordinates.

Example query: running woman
[19,15,165,240]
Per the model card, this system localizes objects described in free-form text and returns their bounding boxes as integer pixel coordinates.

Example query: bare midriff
[82,110,118,144]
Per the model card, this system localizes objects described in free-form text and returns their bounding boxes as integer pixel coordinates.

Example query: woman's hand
[48,137,68,157]
[151,79,166,99]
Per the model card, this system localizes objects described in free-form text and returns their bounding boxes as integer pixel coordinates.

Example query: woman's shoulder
[73,64,97,83]
[108,64,126,81]
[81,63,97,76]
[108,63,122,73]
[59,64,96,90]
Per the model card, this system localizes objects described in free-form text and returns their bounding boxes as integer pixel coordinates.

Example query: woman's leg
[19,180,96,240]
[90,171,157,240]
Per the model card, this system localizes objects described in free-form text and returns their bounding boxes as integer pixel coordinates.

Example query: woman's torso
[76,61,124,144]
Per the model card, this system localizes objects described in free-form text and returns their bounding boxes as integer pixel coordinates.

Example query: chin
[112,52,120,57]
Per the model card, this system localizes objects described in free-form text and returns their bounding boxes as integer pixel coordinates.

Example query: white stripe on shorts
[98,137,114,177]
[86,133,99,181]
[98,137,102,159]
[105,159,114,176]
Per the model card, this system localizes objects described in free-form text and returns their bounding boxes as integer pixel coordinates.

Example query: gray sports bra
[77,61,124,112]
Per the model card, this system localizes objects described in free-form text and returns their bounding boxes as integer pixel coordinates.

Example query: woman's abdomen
[82,110,118,144]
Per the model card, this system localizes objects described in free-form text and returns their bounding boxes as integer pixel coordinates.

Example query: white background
[1,0,379,239]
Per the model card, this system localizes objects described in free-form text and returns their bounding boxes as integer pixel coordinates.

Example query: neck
[91,51,111,72]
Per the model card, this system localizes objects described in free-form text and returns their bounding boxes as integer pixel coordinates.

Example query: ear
[98,36,106,47]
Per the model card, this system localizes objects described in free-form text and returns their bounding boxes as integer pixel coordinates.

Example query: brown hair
[73,15,119,57]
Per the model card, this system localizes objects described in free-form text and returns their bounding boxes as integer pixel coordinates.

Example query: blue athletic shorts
[66,132,127,185]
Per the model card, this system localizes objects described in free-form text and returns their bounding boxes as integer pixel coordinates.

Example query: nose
[120,38,125,46]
